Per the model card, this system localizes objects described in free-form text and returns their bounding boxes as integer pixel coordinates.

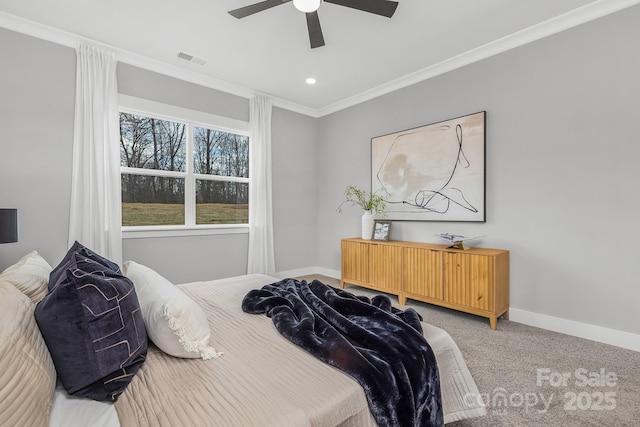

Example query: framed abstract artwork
[371,111,486,222]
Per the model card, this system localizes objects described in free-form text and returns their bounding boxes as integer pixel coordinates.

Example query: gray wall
[271,107,319,273]
[0,29,319,284]
[2,5,639,338]
[0,28,75,267]
[316,6,640,335]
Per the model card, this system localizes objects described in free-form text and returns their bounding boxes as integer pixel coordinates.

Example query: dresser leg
[398,293,406,305]
[490,316,497,330]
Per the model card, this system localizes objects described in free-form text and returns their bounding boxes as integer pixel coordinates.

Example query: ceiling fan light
[293,0,321,13]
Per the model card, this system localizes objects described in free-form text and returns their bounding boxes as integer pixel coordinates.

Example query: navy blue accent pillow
[35,250,147,402]
[48,241,121,289]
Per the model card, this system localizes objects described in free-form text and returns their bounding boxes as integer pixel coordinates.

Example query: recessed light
[306,77,317,85]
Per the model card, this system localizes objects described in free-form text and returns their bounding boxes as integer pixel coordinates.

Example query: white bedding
[51,382,118,427]
[49,274,485,426]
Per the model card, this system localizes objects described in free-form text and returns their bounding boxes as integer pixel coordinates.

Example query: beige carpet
[296,275,640,426]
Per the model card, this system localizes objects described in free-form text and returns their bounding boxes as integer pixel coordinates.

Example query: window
[119,96,250,236]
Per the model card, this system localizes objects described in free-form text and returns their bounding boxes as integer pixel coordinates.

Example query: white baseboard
[275,267,341,280]
[509,308,640,352]
[275,267,639,352]
[273,267,313,279]
[313,267,341,279]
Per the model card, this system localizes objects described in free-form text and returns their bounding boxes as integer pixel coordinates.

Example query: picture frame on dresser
[372,220,391,241]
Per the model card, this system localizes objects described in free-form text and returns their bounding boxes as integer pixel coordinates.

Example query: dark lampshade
[0,209,18,243]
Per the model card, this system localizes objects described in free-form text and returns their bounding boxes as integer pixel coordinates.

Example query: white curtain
[247,96,276,275]
[68,44,122,265]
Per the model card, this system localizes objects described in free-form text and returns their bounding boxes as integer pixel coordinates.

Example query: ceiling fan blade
[306,11,325,49]
[229,0,291,19]
[324,0,398,18]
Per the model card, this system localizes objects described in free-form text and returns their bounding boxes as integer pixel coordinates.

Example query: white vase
[361,210,374,240]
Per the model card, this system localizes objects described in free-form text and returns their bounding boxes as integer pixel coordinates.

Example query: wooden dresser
[340,238,509,329]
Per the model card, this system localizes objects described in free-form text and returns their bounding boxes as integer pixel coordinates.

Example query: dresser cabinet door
[369,243,402,292]
[444,253,493,312]
[341,240,369,283]
[403,247,443,300]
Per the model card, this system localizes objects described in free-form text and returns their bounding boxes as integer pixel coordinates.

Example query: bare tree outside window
[120,113,186,171]
[119,112,249,227]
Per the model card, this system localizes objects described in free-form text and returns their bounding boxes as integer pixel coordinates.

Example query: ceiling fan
[228,0,399,49]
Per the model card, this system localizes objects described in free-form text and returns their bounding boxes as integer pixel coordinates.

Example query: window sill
[122,225,249,239]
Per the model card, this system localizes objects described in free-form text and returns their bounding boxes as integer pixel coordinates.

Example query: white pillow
[0,251,52,304]
[0,280,56,427]
[123,261,222,360]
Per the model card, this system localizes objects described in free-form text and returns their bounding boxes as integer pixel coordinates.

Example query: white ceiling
[0,0,638,116]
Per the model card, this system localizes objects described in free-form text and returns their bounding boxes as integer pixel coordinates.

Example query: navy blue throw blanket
[242,279,444,427]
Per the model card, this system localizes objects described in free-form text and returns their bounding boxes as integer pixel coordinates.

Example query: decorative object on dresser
[373,220,391,241]
[372,111,486,222]
[0,208,18,243]
[337,185,388,240]
[361,210,374,240]
[341,237,509,329]
[435,233,485,250]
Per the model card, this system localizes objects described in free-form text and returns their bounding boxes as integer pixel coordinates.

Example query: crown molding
[3,0,640,119]
[315,0,640,117]
[1,11,78,48]
[0,11,318,117]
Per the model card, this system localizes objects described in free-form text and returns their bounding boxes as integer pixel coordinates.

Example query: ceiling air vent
[177,52,207,66]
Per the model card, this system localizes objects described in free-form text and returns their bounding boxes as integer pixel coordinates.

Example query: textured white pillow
[0,251,52,304]
[0,280,56,427]
[123,261,222,360]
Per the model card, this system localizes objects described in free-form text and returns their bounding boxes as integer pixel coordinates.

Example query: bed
[1,250,486,427]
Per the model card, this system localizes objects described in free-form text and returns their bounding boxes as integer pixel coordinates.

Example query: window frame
[119,95,251,239]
